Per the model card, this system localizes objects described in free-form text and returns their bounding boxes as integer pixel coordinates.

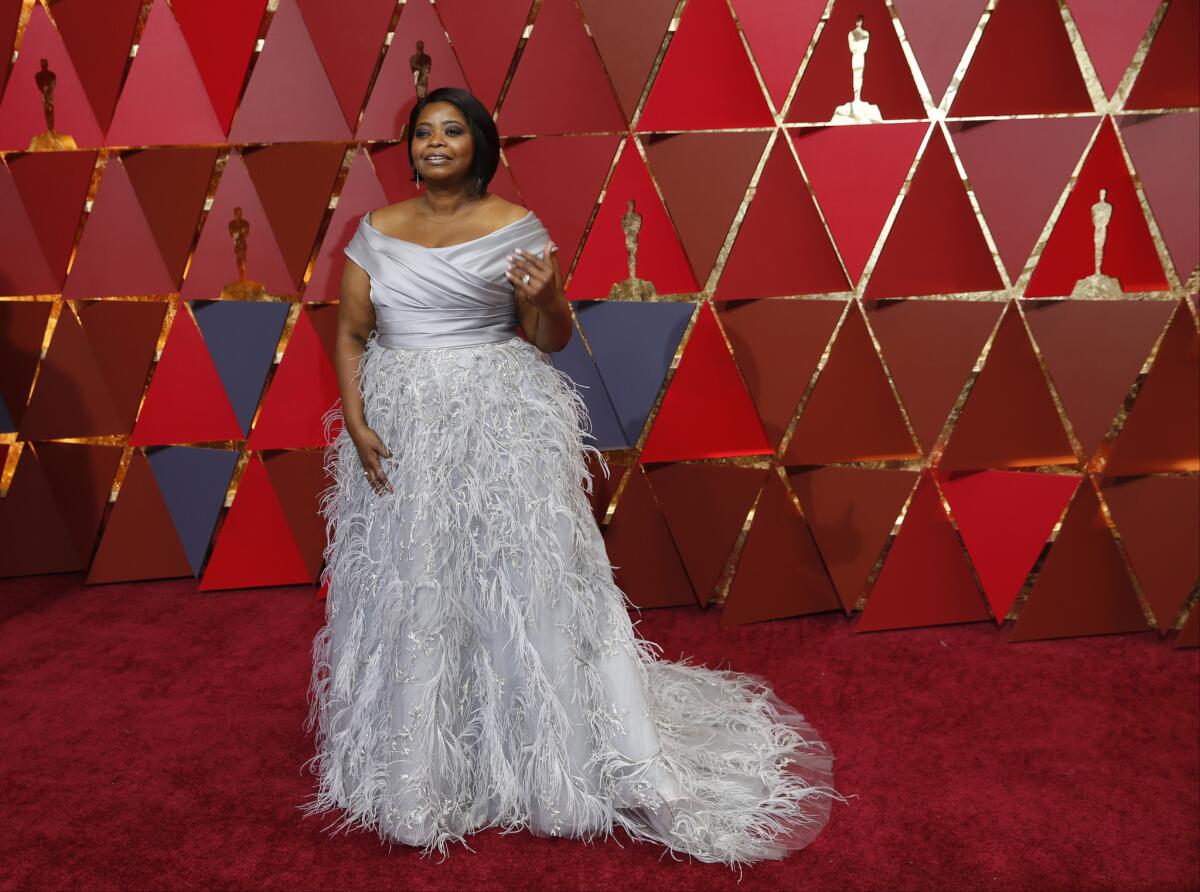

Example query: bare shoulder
[484,195,531,227]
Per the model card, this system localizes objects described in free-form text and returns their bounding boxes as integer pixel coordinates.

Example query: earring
[415,171,422,188]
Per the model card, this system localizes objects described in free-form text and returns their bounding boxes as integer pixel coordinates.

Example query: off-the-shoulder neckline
[362,210,534,251]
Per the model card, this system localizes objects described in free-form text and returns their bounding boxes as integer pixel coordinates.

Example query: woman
[300,87,846,869]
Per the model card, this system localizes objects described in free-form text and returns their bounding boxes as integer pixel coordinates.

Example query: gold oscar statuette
[221,207,267,299]
[1070,188,1123,299]
[831,16,883,125]
[28,58,78,151]
[411,40,432,100]
[608,199,657,301]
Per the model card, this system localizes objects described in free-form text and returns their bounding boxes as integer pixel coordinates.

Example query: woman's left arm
[508,239,573,353]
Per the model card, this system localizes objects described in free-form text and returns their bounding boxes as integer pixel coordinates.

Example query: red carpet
[1,574,1196,891]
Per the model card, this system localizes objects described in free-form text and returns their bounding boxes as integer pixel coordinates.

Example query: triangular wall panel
[1119,113,1200,284]
[6,149,96,290]
[172,0,269,134]
[145,446,239,575]
[783,303,918,465]
[0,3,104,150]
[247,308,340,449]
[856,471,993,633]
[787,0,925,123]
[891,0,987,105]
[602,465,697,608]
[938,303,1076,470]
[865,299,1002,451]
[789,466,920,612]
[500,0,624,136]
[1104,301,1200,475]
[1025,118,1168,297]
[716,298,844,450]
[436,0,531,111]
[578,0,677,124]
[87,449,194,584]
[950,0,1093,115]
[1066,0,1161,97]
[790,123,928,287]
[640,302,771,462]
[228,0,350,143]
[77,300,168,432]
[129,307,243,446]
[1024,299,1175,455]
[19,306,125,440]
[1101,475,1200,632]
[105,0,225,146]
[644,131,769,288]
[574,300,694,446]
[940,469,1080,622]
[567,138,698,299]
[1011,482,1149,642]
[62,156,176,298]
[722,471,841,626]
[645,462,767,607]
[715,135,850,299]
[36,442,124,567]
[1124,0,1199,110]
[950,117,1096,281]
[639,0,773,130]
[199,454,312,590]
[296,0,394,131]
[0,445,85,577]
[866,126,1004,297]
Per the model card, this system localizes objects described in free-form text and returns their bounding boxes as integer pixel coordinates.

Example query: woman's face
[411,102,474,187]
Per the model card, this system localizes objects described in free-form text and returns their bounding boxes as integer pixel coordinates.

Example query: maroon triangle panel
[601,466,696,609]
[722,471,841,626]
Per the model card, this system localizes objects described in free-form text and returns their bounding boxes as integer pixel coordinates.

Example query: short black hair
[406,87,499,197]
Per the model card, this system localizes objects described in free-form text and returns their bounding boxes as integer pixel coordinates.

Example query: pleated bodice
[343,209,551,350]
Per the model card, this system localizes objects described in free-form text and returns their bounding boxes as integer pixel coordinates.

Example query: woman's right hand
[350,424,394,495]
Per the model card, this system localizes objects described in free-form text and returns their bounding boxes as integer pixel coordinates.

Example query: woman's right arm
[337,259,393,494]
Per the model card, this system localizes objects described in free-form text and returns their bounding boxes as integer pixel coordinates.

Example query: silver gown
[299,209,846,868]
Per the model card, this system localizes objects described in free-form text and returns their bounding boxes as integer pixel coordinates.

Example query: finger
[506,263,543,291]
[513,248,550,272]
[509,255,549,283]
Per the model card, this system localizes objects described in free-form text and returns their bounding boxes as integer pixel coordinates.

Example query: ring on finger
[522,273,530,284]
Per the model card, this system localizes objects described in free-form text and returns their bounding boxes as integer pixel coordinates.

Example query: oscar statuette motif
[1070,188,1123,299]
[831,16,883,125]
[221,207,267,299]
[28,58,77,151]
[608,199,657,301]
[411,40,432,100]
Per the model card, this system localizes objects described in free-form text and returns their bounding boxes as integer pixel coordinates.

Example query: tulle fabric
[299,332,847,869]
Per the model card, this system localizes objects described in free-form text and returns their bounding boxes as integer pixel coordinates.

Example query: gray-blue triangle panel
[0,392,12,433]
[192,301,289,435]
[146,446,239,576]
[574,301,695,446]
[548,321,630,450]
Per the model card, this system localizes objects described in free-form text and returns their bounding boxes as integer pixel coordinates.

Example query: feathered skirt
[299,331,846,868]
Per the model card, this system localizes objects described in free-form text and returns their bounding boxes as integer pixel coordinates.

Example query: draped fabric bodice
[343,209,551,350]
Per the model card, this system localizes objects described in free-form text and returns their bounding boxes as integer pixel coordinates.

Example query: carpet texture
[1,574,1196,891]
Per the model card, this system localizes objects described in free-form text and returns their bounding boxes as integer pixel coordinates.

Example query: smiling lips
[424,154,450,164]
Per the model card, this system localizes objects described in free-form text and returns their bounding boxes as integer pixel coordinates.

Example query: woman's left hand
[507,239,561,309]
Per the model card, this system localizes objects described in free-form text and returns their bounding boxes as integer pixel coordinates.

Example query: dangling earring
[415,170,422,188]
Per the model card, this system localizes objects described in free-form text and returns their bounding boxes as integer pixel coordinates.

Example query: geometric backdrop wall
[1,0,1196,646]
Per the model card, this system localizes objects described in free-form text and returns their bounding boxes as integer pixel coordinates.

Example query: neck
[419,181,481,218]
